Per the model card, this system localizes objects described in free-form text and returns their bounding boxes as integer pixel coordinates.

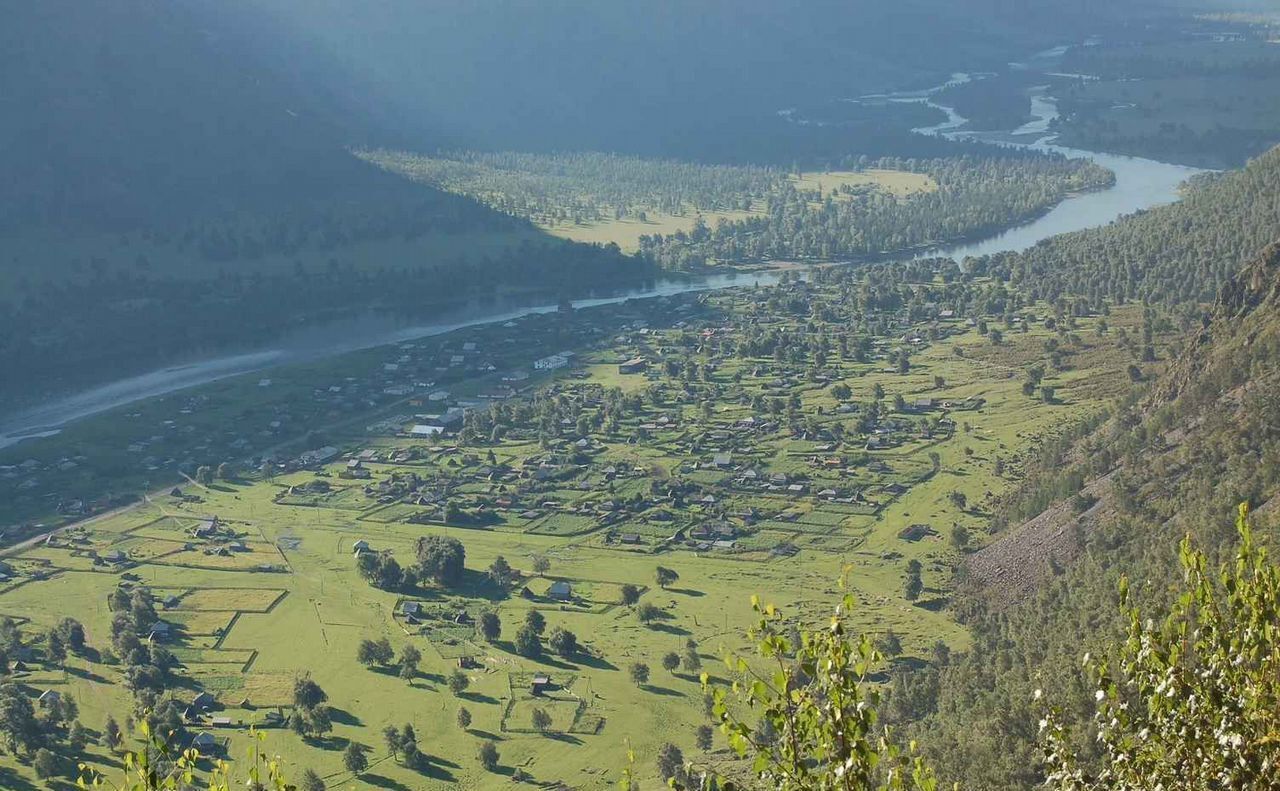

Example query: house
[897,524,935,542]
[149,621,173,639]
[620,533,641,545]
[712,452,732,468]
[534,354,569,371]
[192,691,216,710]
[531,674,551,694]
[617,356,648,374]
[914,398,935,411]
[458,656,479,669]
[547,581,573,601]
[37,690,60,707]
[400,601,421,617]
[104,549,127,563]
[191,732,217,750]
[352,540,371,555]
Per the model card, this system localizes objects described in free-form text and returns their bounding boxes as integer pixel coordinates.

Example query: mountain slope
[890,150,1280,790]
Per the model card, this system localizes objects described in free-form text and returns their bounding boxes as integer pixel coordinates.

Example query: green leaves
[675,592,940,791]
[1039,503,1280,790]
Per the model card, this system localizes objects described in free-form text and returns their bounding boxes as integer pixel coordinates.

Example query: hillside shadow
[329,707,362,726]
[913,596,949,612]
[641,684,685,697]
[459,691,499,705]
[360,773,410,791]
[0,768,37,791]
[573,653,617,671]
[65,665,110,684]
[649,622,691,636]
[668,587,704,597]
[419,763,456,782]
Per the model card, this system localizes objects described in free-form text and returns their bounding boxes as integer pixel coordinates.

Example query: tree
[683,592,940,791]
[398,645,421,681]
[373,556,403,591]
[1040,504,1280,790]
[629,662,650,687]
[33,747,58,779]
[524,609,546,636]
[531,555,551,576]
[303,705,332,738]
[357,637,394,667]
[398,724,417,759]
[0,684,40,755]
[478,740,500,772]
[383,725,402,760]
[69,721,89,752]
[456,707,472,731]
[46,630,67,666]
[620,584,641,605]
[662,651,681,674]
[102,714,122,751]
[80,719,295,790]
[684,641,702,673]
[655,566,679,589]
[548,627,578,658]
[343,742,368,775]
[448,670,470,696]
[656,742,684,783]
[415,536,466,587]
[195,466,213,485]
[56,617,86,654]
[875,628,902,657]
[488,555,515,588]
[696,724,714,752]
[478,611,501,643]
[293,675,328,710]
[947,491,967,511]
[514,624,542,658]
[531,707,552,733]
[300,769,326,791]
[950,523,970,550]
[904,561,924,602]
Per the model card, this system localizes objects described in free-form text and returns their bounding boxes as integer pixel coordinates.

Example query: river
[0,57,1205,450]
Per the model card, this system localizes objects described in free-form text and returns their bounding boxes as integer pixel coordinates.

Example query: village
[0,263,1175,788]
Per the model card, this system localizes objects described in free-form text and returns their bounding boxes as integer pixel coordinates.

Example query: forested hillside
[638,155,1114,266]
[979,145,1280,305]
[891,164,1280,788]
